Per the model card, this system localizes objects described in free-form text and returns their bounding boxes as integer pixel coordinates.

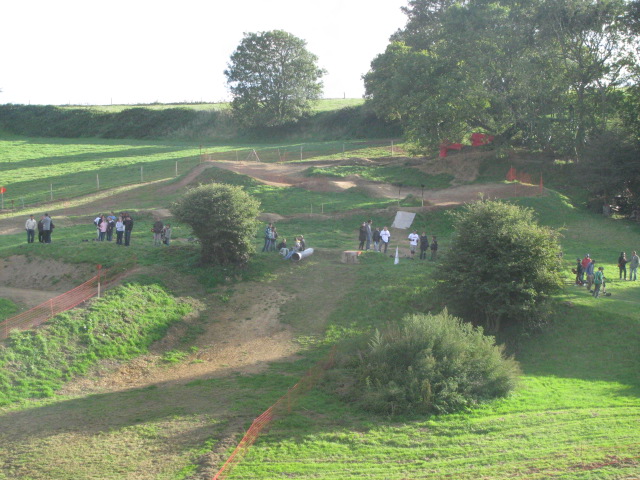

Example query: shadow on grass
[517,301,640,396]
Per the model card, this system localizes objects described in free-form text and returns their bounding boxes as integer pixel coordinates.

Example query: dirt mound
[0,256,95,292]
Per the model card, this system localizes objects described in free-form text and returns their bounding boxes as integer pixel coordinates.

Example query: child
[593,266,605,298]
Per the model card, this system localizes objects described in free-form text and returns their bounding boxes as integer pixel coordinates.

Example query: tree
[224,30,325,128]
[365,0,636,156]
[436,200,564,332]
[170,183,260,265]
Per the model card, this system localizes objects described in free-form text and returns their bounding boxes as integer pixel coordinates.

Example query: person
[299,235,306,251]
[284,237,302,260]
[585,259,596,292]
[98,214,108,241]
[419,232,429,260]
[358,222,367,250]
[618,252,628,280]
[106,215,115,242]
[115,216,125,245]
[365,219,373,251]
[629,251,639,281]
[380,226,391,254]
[262,223,273,252]
[276,238,288,256]
[593,266,605,298]
[162,223,172,246]
[25,215,36,243]
[41,213,52,243]
[152,219,164,246]
[372,227,381,252]
[270,227,279,252]
[123,213,134,246]
[574,258,584,285]
[580,254,591,283]
[430,235,438,261]
[37,215,44,243]
[94,214,102,240]
[408,230,419,258]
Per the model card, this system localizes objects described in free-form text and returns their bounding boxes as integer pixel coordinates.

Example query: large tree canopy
[224,30,325,128]
[365,0,636,158]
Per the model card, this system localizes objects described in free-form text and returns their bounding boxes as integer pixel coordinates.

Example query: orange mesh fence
[0,266,127,340]
[212,349,336,480]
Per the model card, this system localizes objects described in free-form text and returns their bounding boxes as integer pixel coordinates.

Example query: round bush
[335,310,519,416]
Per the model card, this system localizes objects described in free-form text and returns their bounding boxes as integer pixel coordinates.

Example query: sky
[1,0,408,106]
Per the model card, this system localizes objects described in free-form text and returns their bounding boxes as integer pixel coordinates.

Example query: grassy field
[0,133,639,479]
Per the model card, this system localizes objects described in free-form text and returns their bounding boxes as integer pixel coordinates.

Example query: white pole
[141,166,144,182]
[391,141,394,156]
[50,184,53,201]
[175,161,178,177]
[97,174,100,191]
[300,145,303,161]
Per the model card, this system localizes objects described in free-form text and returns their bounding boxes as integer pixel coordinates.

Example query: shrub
[170,183,260,265]
[333,310,519,416]
[436,199,564,332]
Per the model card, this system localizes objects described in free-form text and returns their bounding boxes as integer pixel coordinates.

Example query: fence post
[175,161,178,177]
[97,174,100,191]
[50,184,53,201]
[391,140,394,156]
[140,166,144,183]
[300,145,303,161]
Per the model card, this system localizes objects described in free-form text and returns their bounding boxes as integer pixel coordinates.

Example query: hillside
[0,131,639,479]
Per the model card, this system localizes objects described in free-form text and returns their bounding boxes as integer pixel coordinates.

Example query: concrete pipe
[292,248,314,261]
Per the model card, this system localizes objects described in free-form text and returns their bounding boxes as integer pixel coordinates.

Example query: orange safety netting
[212,349,336,480]
[0,268,123,340]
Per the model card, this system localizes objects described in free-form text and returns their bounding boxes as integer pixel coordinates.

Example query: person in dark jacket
[419,232,429,260]
[618,252,628,280]
[358,222,367,250]
[152,220,164,246]
[430,236,438,261]
[123,213,134,246]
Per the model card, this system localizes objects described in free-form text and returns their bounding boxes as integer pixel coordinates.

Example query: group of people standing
[262,223,305,258]
[408,230,438,260]
[93,212,135,246]
[616,251,639,281]
[25,213,54,244]
[359,220,391,253]
[574,251,639,298]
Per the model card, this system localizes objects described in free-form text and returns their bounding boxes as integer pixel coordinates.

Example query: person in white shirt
[408,230,420,258]
[379,226,391,254]
[25,215,37,243]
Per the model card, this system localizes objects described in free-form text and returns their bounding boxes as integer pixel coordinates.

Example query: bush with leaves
[170,183,260,265]
[331,310,519,416]
[436,199,563,332]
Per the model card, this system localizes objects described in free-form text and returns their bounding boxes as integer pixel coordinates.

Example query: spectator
[408,230,420,258]
[98,214,108,241]
[430,236,438,261]
[419,232,429,260]
[162,224,172,246]
[379,226,391,254]
[37,215,44,243]
[41,213,52,244]
[358,222,367,250]
[585,259,596,292]
[593,266,605,298]
[115,216,125,245]
[365,219,373,251]
[629,251,639,281]
[262,223,273,252]
[373,227,381,252]
[123,213,134,246]
[25,215,36,244]
[152,220,164,246]
[618,252,628,280]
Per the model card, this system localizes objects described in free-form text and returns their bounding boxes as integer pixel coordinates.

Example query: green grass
[305,164,454,189]
[1,135,640,479]
[0,299,19,321]
[0,283,192,405]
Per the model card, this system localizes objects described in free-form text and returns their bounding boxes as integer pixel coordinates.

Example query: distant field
[58,98,364,113]
[0,135,402,212]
